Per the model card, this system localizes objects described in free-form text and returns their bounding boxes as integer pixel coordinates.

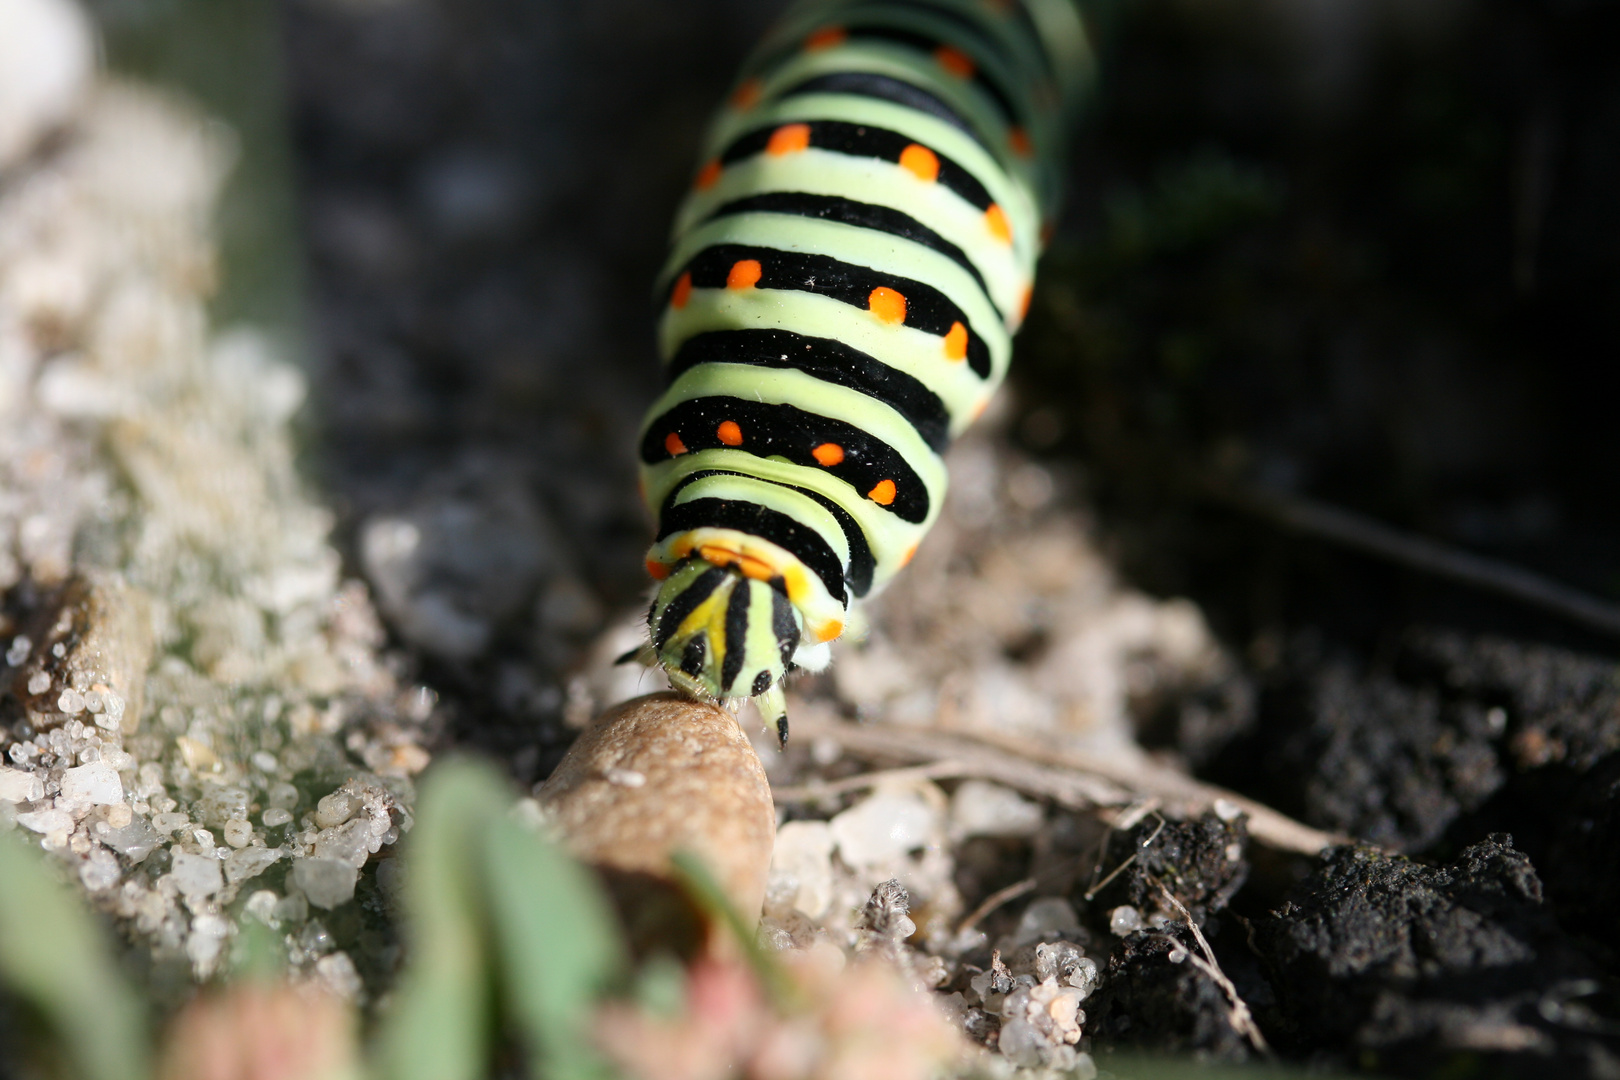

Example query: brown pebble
[536,692,776,929]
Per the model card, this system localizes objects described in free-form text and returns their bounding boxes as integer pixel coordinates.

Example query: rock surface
[0,63,429,991]
[535,693,776,923]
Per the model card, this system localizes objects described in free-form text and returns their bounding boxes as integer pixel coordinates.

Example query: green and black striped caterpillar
[630,0,1092,745]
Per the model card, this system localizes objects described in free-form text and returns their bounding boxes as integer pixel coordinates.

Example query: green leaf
[484,815,625,1080]
[371,759,511,1080]
[668,850,793,1008]
[0,834,151,1080]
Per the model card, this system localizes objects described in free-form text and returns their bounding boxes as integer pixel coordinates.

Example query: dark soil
[275,0,1620,1075]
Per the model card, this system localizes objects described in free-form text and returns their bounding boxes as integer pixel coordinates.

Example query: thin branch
[789,712,1349,856]
[1083,813,1165,902]
[1221,484,1620,639]
[771,760,969,803]
[784,715,1134,811]
[1155,881,1270,1056]
[956,878,1037,937]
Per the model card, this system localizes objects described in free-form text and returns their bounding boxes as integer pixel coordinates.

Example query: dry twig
[787,713,1347,856]
[1083,812,1165,902]
[771,760,970,803]
[1223,484,1620,639]
[1154,881,1271,1056]
[955,878,1037,937]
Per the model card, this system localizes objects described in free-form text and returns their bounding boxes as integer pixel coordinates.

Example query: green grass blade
[371,760,510,1080]
[483,816,626,1080]
[0,835,152,1080]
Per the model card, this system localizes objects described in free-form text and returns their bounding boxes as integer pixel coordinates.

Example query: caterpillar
[631,0,1092,745]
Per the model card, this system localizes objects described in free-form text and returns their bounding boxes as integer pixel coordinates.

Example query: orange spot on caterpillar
[804,26,846,51]
[814,619,843,643]
[899,543,918,567]
[935,45,975,78]
[766,123,812,156]
[671,272,693,309]
[1008,126,1033,158]
[898,143,939,182]
[985,203,1012,244]
[716,420,744,446]
[695,159,722,190]
[868,479,897,505]
[664,431,687,456]
[698,544,777,582]
[726,259,762,290]
[646,559,670,580]
[811,442,844,466]
[867,286,906,325]
[730,78,763,110]
[943,321,968,361]
[1018,284,1033,320]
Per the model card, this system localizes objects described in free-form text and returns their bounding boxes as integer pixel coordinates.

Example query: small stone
[61,760,123,806]
[223,818,254,848]
[177,737,221,774]
[535,694,776,921]
[315,952,363,999]
[1013,897,1082,946]
[100,816,160,861]
[0,766,44,803]
[170,851,224,900]
[0,0,94,169]
[998,1017,1046,1068]
[292,857,358,909]
[949,779,1044,839]
[224,845,283,884]
[250,751,278,772]
[187,913,231,975]
[1213,798,1242,822]
[314,791,356,828]
[195,786,249,828]
[152,811,190,835]
[105,803,133,828]
[829,789,938,868]
[26,672,51,695]
[16,807,73,836]
[79,848,120,891]
[262,807,293,827]
[267,783,299,810]
[766,820,835,918]
[1033,941,1099,998]
[275,891,309,924]
[57,689,85,714]
[313,817,375,868]
[6,635,31,666]
[243,890,280,926]
[1109,905,1145,936]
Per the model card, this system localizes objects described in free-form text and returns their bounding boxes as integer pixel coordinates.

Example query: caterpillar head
[646,557,799,746]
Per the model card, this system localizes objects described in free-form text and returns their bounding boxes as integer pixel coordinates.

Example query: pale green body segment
[682,93,1043,276]
[642,446,927,594]
[657,287,996,437]
[648,363,949,506]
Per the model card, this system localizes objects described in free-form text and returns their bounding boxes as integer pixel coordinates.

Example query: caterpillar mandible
[630,0,1093,745]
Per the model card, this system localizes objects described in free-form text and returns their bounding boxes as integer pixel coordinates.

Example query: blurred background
[83,0,1620,788]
